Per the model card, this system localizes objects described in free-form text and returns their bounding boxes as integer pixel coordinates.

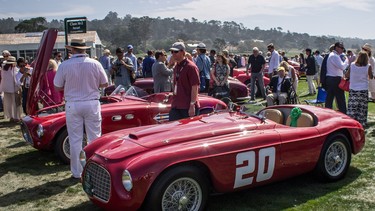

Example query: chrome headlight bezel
[36,124,44,138]
[122,170,133,191]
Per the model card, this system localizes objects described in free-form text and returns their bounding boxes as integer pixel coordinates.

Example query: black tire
[54,128,87,164]
[314,133,351,182]
[142,165,209,211]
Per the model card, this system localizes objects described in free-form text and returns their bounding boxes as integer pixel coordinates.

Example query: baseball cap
[170,42,186,51]
[253,47,259,51]
[197,42,206,49]
[127,45,134,49]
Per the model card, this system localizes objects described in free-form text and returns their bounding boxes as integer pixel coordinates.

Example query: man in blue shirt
[99,49,112,85]
[195,43,211,92]
[142,50,156,78]
[124,45,138,74]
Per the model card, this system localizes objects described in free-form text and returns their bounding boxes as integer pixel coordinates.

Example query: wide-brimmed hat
[4,56,16,64]
[362,43,372,52]
[66,39,91,50]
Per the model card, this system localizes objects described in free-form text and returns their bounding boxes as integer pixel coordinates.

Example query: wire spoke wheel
[161,177,202,211]
[324,141,348,177]
[63,134,88,160]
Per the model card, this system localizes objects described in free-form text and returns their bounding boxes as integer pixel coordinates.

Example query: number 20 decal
[234,147,276,189]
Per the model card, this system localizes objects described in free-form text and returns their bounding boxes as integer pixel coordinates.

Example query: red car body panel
[128,77,250,102]
[21,93,227,151]
[234,70,270,86]
[82,105,364,210]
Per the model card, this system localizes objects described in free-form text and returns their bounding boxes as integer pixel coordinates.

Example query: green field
[0,78,374,210]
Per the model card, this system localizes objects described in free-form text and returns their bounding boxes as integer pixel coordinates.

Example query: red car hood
[27,29,58,115]
[92,112,259,160]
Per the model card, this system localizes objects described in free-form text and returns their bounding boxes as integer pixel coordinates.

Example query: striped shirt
[54,54,108,102]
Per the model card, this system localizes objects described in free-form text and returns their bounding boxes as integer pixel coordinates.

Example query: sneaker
[248,100,256,104]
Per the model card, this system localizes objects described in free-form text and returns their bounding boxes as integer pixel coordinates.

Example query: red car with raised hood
[20,29,227,164]
[81,104,364,210]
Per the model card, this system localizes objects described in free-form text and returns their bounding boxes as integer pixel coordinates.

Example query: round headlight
[36,124,44,138]
[80,150,86,167]
[122,170,133,191]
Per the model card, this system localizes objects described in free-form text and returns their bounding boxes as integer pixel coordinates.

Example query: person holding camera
[111,47,134,89]
[15,57,32,114]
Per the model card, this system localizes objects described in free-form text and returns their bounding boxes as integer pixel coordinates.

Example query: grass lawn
[0,78,374,210]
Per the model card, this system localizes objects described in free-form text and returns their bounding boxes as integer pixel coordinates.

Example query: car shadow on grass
[6,141,28,149]
[60,201,103,211]
[0,121,20,129]
[0,150,67,177]
[206,167,362,211]
[0,177,79,207]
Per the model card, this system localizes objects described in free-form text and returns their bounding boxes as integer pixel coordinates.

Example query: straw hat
[362,43,372,52]
[4,56,16,64]
[103,49,111,55]
[65,39,91,50]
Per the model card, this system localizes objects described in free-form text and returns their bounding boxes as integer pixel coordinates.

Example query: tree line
[1,12,374,55]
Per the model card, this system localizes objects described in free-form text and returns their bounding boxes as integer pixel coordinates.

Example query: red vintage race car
[81,104,364,210]
[20,29,227,163]
[110,77,250,102]
[21,86,227,163]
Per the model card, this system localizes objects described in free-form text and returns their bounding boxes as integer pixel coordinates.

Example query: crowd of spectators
[1,39,374,129]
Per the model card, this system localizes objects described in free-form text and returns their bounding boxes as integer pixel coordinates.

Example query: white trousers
[65,100,102,178]
[306,75,316,94]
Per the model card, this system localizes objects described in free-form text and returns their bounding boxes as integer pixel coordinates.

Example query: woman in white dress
[0,56,21,122]
[363,43,375,101]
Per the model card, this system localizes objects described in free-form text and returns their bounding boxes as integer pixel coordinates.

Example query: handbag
[15,87,22,106]
[212,84,230,99]
[338,78,350,92]
[128,69,136,84]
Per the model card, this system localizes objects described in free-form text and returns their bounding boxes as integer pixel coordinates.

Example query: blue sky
[1,0,374,39]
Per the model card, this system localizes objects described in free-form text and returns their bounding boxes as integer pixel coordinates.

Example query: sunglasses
[171,50,180,54]
[362,48,369,52]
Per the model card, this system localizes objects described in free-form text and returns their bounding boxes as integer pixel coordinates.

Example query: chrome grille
[83,162,111,202]
[20,122,33,145]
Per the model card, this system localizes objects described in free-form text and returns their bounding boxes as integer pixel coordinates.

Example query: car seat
[263,109,284,124]
[286,113,314,127]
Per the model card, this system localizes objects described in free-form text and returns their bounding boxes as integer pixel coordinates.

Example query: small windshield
[110,85,149,98]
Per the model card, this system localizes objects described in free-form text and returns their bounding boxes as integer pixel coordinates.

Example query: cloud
[0,5,96,20]
[150,0,374,21]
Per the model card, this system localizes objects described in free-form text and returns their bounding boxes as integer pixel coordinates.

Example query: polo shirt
[172,59,200,109]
